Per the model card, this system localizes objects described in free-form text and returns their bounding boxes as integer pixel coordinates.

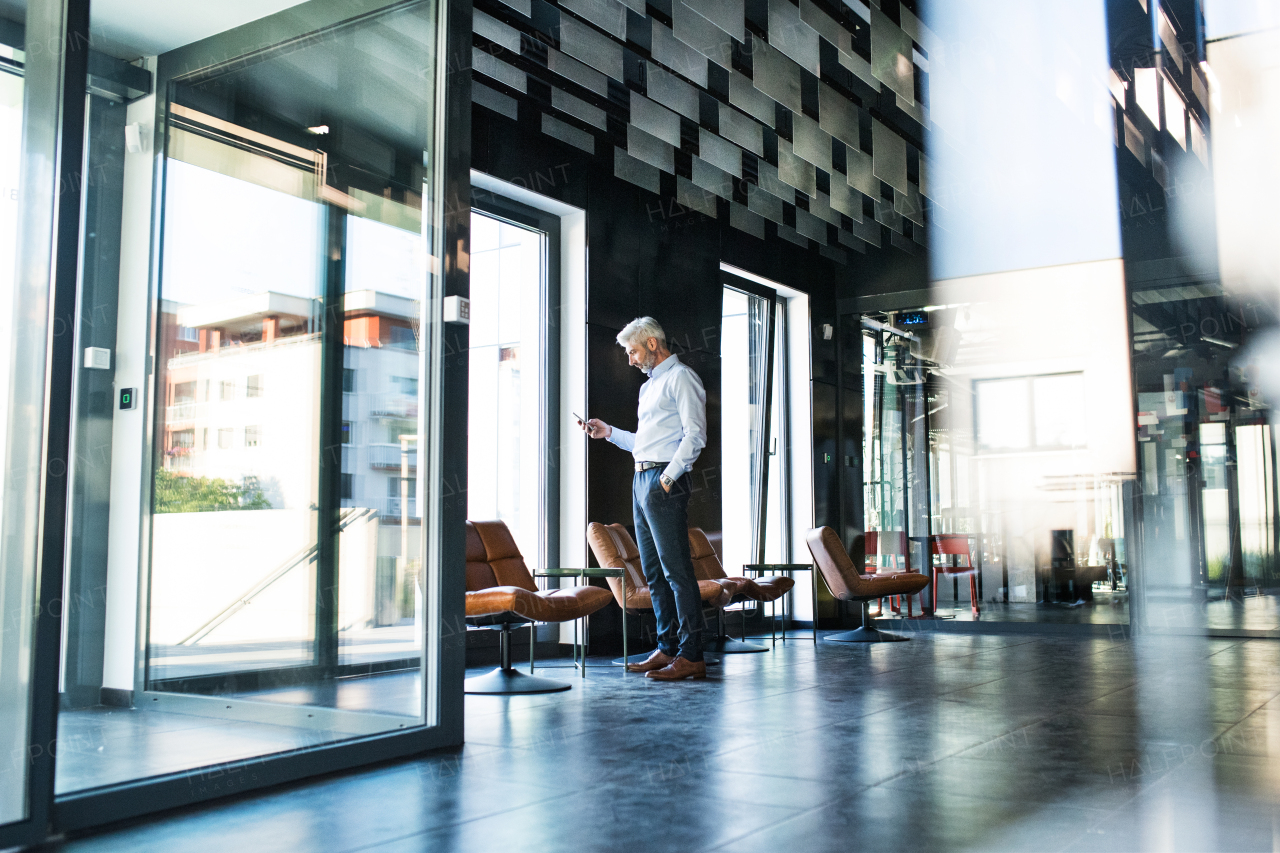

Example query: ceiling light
[307,125,330,135]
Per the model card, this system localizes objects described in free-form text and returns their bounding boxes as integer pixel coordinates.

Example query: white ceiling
[89,0,312,59]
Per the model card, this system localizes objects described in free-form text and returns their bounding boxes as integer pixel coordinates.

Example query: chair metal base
[465,621,572,694]
[825,600,913,643]
[704,637,768,653]
[464,666,572,695]
[824,626,911,643]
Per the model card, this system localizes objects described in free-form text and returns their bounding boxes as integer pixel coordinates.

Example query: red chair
[866,530,920,617]
[930,534,979,618]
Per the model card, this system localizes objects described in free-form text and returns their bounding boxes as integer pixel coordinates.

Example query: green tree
[154,468,272,513]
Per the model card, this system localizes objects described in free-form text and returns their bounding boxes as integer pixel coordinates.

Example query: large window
[722,285,781,572]
[721,273,811,578]
[467,209,549,565]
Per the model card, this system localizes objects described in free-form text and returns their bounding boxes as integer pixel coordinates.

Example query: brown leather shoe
[645,656,707,681]
[626,650,673,673]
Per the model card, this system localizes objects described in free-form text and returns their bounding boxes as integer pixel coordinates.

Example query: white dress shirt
[608,354,707,482]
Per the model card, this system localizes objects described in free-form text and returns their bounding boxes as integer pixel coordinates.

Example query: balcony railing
[373,497,418,518]
[368,443,417,470]
[166,401,200,422]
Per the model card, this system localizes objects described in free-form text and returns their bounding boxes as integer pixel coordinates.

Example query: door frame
[0,0,473,840]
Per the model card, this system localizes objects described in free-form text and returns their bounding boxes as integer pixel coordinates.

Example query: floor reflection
[50,632,1280,852]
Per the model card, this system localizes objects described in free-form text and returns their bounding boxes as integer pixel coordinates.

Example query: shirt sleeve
[608,426,636,453]
[663,367,707,481]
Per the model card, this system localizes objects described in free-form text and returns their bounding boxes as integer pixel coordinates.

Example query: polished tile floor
[45,633,1280,853]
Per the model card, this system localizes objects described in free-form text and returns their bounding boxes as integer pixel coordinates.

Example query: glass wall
[900,0,1134,627]
[53,0,448,797]
[1115,0,1279,636]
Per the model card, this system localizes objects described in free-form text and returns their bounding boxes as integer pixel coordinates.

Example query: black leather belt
[634,461,664,472]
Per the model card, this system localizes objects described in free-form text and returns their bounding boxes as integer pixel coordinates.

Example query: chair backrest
[586,522,648,608]
[930,533,974,571]
[688,527,727,581]
[465,520,539,592]
[804,526,871,602]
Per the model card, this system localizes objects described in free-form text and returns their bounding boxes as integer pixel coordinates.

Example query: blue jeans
[632,468,704,662]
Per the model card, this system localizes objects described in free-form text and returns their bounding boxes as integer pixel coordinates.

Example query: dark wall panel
[472,98,931,634]
[586,321,644,532]
[586,190,643,331]
[639,214,722,356]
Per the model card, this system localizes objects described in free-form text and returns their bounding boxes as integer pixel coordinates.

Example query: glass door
[53,0,452,800]
[0,0,45,840]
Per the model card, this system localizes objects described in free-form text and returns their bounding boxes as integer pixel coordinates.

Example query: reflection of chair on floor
[465,520,613,694]
[586,522,730,664]
[688,527,795,653]
[864,530,921,617]
[806,527,931,642]
[930,533,980,619]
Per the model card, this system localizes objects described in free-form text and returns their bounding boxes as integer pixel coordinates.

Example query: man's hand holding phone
[574,413,611,440]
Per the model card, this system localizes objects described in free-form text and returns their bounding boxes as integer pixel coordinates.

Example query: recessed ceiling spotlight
[307,125,330,134]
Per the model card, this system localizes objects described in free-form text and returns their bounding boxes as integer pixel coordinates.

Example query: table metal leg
[812,569,819,644]
[781,578,788,644]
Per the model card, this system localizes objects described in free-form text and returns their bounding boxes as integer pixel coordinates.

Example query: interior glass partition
[54,0,447,796]
[859,301,1133,626]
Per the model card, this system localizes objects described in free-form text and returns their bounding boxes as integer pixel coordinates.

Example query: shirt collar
[649,353,680,378]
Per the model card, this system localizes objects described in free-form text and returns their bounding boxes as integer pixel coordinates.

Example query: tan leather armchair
[805,526,931,643]
[689,527,795,653]
[689,527,795,602]
[465,520,613,694]
[586,522,729,664]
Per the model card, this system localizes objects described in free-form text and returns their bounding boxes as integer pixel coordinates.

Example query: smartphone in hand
[572,412,586,425]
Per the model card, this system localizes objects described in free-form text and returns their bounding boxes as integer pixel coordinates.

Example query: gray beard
[640,352,660,374]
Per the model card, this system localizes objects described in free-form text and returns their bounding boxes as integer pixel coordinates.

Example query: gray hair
[617,316,666,348]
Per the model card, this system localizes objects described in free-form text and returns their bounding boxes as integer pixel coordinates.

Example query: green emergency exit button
[119,387,137,411]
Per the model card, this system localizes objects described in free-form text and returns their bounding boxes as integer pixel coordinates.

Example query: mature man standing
[581,317,708,681]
